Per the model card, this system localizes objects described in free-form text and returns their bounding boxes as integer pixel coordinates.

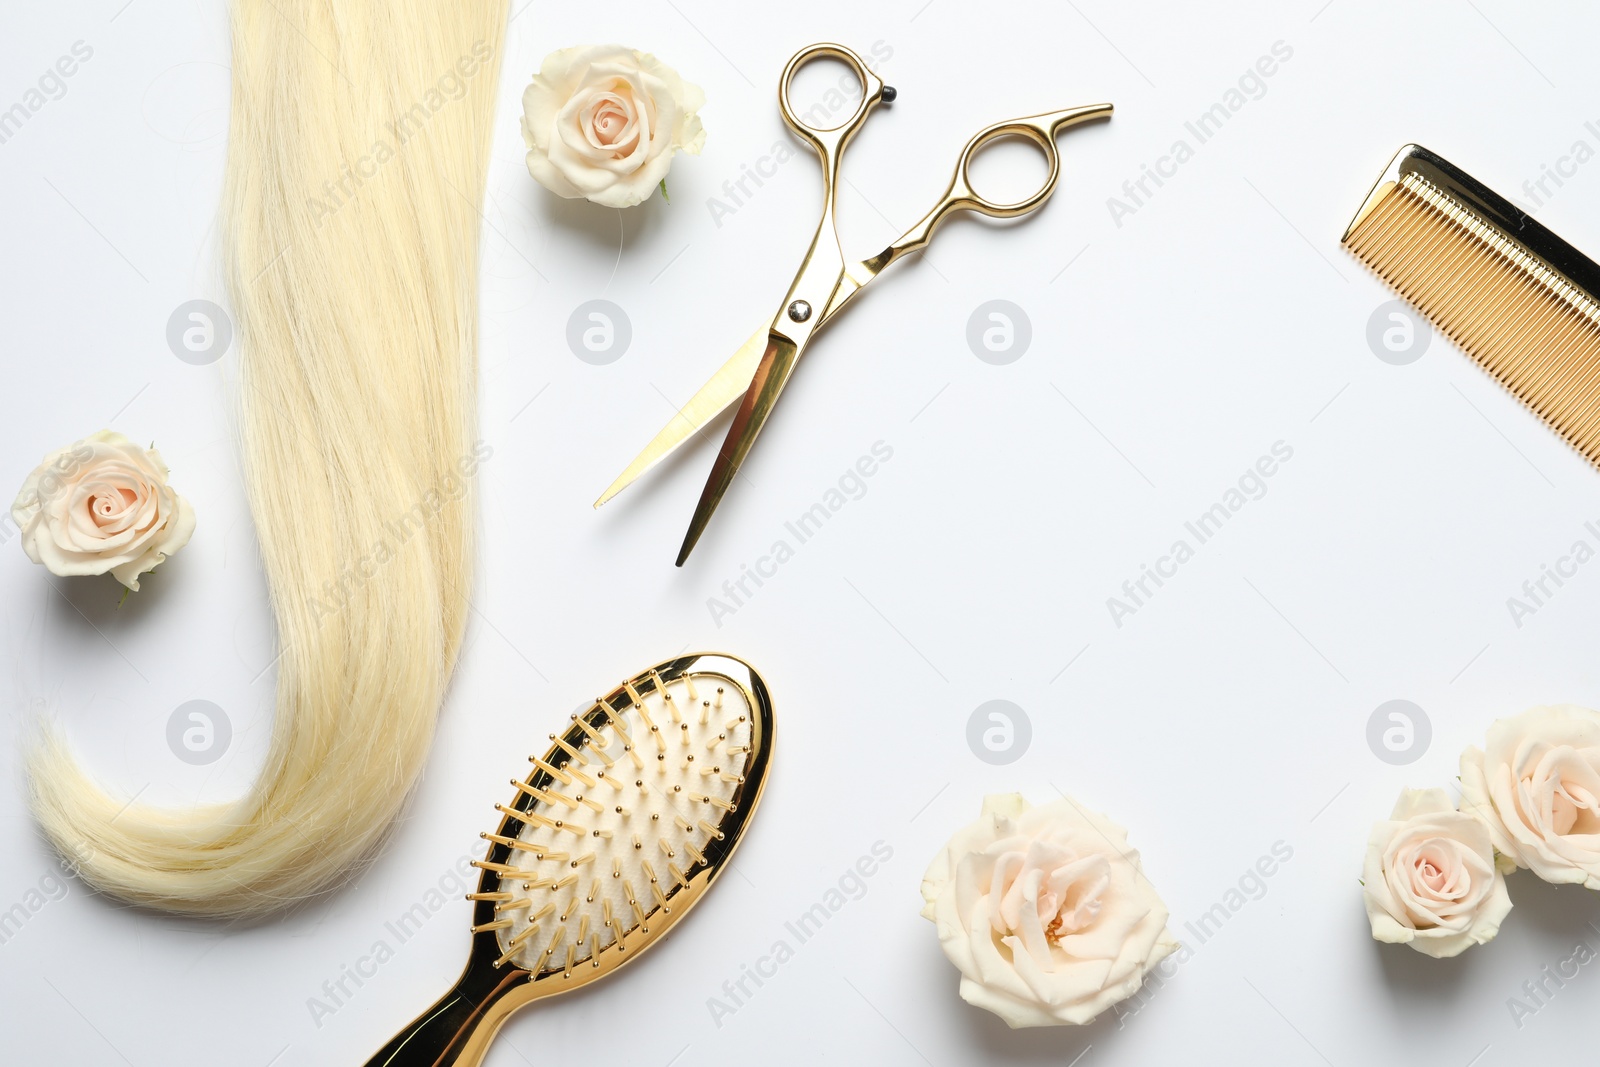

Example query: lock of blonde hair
[28,0,508,918]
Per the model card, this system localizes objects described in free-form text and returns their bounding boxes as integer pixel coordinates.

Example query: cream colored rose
[1362,788,1510,958]
[11,430,196,591]
[920,793,1178,1028]
[521,45,705,209]
[1460,704,1600,887]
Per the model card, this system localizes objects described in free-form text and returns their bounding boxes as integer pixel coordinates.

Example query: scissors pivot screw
[787,300,813,323]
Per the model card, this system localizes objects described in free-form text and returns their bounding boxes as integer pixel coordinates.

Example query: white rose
[11,430,196,591]
[920,793,1178,1028]
[1460,704,1600,887]
[1362,788,1511,958]
[521,45,705,209]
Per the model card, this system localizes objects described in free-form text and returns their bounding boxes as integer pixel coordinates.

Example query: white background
[4,1,1600,1064]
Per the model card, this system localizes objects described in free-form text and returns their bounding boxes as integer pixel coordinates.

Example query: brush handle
[361,966,525,1067]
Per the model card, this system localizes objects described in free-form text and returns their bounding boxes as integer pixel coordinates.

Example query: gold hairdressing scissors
[595,42,1112,565]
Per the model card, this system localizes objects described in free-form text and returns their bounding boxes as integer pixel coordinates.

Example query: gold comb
[1343,144,1600,466]
[361,653,774,1067]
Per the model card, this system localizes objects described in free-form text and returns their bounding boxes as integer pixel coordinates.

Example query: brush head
[466,653,772,991]
[1342,144,1600,466]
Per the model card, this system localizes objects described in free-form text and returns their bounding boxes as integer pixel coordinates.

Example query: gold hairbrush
[361,653,774,1066]
[1343,144,1600,466]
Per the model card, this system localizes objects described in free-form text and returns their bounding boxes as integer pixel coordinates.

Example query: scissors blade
[675,330,803,566]
[597,265,875,510]
[593,326,769,508]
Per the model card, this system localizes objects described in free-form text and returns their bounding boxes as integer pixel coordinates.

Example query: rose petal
[521,45,705,209]
[10,430,195,591]
[1363,786,1512,958]
[923,794,1176,1028]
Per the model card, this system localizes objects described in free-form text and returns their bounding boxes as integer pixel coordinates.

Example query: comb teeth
[1343,145,1600,466]
[484,670,755,974]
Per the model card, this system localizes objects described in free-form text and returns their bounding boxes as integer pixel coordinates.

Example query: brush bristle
[1344,172,1600,465]
[484,672,753,974]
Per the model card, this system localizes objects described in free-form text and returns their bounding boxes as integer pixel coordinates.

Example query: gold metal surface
[677,332,795,565]
[592,325,769,508]
[361,653,774,1067]
[595,41,1112,543]
[1342,144,1600,467]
